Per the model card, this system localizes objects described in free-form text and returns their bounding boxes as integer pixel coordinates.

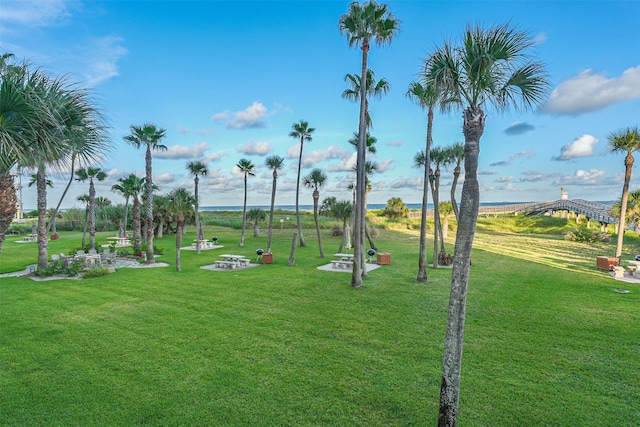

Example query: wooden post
[288,232,298,266]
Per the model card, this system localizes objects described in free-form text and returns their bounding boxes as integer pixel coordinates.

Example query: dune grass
[0,220,638,426]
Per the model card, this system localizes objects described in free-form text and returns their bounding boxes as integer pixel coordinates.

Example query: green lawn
[0,222,638,426]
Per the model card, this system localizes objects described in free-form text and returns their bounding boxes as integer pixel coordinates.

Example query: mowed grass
[0,221,639,426]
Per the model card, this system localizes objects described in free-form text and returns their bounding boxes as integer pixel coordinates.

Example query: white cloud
[552,134,598,161]
[213,101,269,129]
[0,0,72,27]
[496,176,513,183]
[154,173,176,184]
[376,159,394,173]
[388,177,423,190]
[544,65,640,115]
[326,152,357,172]
[554,169,607,185]
[202,152,224,164]
[386,140,403,147]
[287,144,350,168]
[154,141,210,159]
[236,141,271,156]
[84,36,127,87]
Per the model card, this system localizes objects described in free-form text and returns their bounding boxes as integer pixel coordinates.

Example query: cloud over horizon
[236,141,271,156]
[544,65,640,115]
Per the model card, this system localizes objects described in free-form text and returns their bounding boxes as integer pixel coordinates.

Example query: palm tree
[247,208,266,237]
[168,187,195,272]
[124,123,167,263]
[186,160,208,254]
[265,155,285,254]
[76,193,90,248]
[289,120,315,247]
[342,69,390,128]
[349,159,379,250]
[447,142,465,222]
[153,193,172,238]
[407,80,443,282]
[236,158,255,246]
[111,174,139,238]
[75,167,106,251]
[339,0,399,287]
[424,23,550,426]
[331,200,353,253]
[429,146,449,268]
[303,168,328,257]
[609,127,640,258]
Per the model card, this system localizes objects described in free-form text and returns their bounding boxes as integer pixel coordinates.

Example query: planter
[50,233,60,240]
[377,252,391,265]
[262,253,273,264]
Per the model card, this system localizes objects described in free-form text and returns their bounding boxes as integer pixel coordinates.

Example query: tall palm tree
[76,193,90,248]
[424,23,550,426]
[339,0,399,287]
[342,69,390,128]
[168,187,195,272]
[407,80,442,281]
[609,127,640,258]
[303,168,328,258]
[236,158,255,246]
[447,142,465,222]
[429,146,449,268]
[75,167,106,251]
[186,160,208,254]
[124,123,167,263]
[265,155,285,254]
[289,120,315,247]
[111,174,140,238]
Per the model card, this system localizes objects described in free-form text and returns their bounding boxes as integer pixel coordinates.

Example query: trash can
[377,252,391,265]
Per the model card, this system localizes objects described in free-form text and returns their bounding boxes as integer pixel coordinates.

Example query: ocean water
[199,202,533,212]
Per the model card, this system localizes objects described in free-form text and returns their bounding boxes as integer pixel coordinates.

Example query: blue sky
[2,0,639,210]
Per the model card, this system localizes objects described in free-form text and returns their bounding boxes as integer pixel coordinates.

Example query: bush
[564,228,611,243]
[34,261,80,277]
[82,268,112,279]
[383,197,409,218]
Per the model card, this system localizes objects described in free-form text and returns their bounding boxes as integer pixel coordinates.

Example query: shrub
[82,268,112,279]
[34,261,80,277]
[564,228,610,243]
[382,197,409,218]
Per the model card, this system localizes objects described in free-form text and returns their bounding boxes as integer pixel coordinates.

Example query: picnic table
[331,253,354,269]
[108,236,131,247]
[193,239,214,249]
[215,254,251,269]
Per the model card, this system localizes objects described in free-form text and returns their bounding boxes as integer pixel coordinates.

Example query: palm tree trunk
[82,206,88,248]
[0,173,18,254]
[123,197,129,237]
[351,37,369,287]
[88,179,96,251]
[133,197,141,254]
[417,108,433,282]
[313,190,324,258]
[47,154,75,234]
[36,167,48,270]
[431,176,441,268]
[267,172,277,253]
[145,146,154,263]
[615,155,633,258]
[295,139,306,247]
[451,167,461,222]
[240,174,247,246]
[439,106,484,427]
[176,215,184,271]
[194,176,201,255]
